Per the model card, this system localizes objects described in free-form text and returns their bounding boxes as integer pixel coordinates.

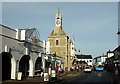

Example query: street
[2,70,120,84]
[59,70,114,84]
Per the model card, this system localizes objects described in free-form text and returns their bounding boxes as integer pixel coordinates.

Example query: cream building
[48,10,75,71]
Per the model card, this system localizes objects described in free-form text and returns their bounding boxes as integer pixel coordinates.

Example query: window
[90,60,92,62]
[56,40,59,45]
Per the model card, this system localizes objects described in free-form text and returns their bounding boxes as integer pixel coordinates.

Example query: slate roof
[94,55,107,59]
[75,54,92,59]
[113,45,120,52]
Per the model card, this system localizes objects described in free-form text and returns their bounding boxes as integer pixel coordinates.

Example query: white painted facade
[101,56,107,63]
[0,24,46,80]
[46,41,50,54]
[107,52,114,58]
[70,41,76,59]
[76,58,93,66]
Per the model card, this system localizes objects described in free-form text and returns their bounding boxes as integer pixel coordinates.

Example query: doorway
[2,52,12,81]
[19,55,30,79]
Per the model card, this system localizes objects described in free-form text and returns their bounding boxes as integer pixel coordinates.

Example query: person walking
[65,66,68,74]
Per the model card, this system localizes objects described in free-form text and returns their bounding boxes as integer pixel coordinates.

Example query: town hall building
[48,10,76,71]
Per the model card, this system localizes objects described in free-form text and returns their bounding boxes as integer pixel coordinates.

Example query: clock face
[56,20,60,25]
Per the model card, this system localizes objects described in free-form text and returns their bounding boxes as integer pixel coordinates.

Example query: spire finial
[58,8,60,14]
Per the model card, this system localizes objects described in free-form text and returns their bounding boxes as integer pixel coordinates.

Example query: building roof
[48,26,67,37]
[117,31,120,34]
[94,55,107,59]
[0,24,17,32]
[107,50,114,53]
[75,54,92,59]
[113,45,120,52]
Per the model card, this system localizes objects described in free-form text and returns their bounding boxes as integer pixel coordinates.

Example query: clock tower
[48,9,73,71]
[55,9,62,27]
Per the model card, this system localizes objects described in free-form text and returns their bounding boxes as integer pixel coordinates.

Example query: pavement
[1,70,83,84]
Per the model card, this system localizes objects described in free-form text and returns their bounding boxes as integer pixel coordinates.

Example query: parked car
[84,66,92,72]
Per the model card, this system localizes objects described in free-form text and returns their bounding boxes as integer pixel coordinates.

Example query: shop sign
[31,45,40,52]
[51,57,55,62]
[51,70,56,77]
[44,73,49,81]
[51,58,55,61]
[31,48,36,51]
[9,47,24,54]
[45,56,48,60]
[17,72,22,80]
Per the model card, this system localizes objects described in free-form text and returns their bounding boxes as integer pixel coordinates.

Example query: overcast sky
[2,2,118,58]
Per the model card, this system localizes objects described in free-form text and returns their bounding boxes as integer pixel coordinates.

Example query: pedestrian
[110,66,112,72]
[57,66,59,73]
[77,66,79,71]
[40,66,43,77]
[58,66,61,73]
[65,66,68,74]
[70,67,73,71]
[72,66,74,71]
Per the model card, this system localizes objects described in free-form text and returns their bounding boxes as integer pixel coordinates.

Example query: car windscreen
[85,67,90,69]
[98,65,103,68]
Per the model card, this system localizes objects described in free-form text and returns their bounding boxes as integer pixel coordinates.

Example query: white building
[75,54,93,66]
[70,40,76,60]
[107,50,114,58]
[94,55,107,65]
[101,56,107,63]
[46,41,50,54]
[0,24,46,81]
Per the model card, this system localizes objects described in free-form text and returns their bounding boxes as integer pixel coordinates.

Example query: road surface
[60,70,113,84]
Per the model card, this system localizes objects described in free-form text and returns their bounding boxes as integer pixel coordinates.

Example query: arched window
[56,40,59,45]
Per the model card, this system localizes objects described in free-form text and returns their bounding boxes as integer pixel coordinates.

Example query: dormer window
[56,40,59,45]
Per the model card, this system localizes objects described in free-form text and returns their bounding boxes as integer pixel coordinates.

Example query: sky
[1,0,120,2]
[2,2,118,58]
